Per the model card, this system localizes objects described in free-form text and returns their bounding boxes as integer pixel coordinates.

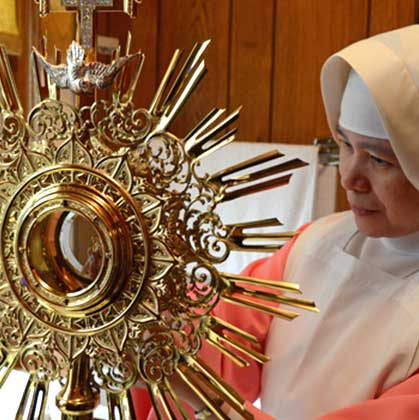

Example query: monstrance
[0,1,318,419]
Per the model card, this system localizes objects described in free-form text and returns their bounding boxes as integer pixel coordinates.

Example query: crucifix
[35,0,140,50]
[62,0,114,50]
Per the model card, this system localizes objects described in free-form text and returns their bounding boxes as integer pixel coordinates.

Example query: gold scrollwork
[0,5,318,418]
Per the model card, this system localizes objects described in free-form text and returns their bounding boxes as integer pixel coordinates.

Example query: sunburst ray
[106,390,136,420]
[208,151,308,202]
[15,375,49,420]
[0,351,20,388]
[204,316,269,366]
[185,107,241,162]
[224,218,295,252]
[149,41,209,133]
[0,46,22,113]
[177,355,254,420]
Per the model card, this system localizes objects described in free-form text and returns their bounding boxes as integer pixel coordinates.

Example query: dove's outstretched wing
[107,52,141,76]
[86,52,141,89]
[84,62,110,89]
[33,47,69,89]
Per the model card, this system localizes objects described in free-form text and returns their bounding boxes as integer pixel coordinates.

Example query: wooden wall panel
[369,0,418,35]
[158,0,230,137]
[271,0,369,145]
[130,1,159,107]
[104,1,159,108]
[229,0,274,142]
[10,1,39,113]
[39,4,76,54]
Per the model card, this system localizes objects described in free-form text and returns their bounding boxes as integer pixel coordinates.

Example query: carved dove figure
[33,41,140,94]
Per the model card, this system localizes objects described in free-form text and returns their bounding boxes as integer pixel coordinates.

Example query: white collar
[380,230,419,256]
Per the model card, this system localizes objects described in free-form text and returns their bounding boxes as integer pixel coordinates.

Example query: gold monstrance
[0,1,318,419]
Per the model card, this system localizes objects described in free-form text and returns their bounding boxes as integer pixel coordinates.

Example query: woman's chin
[353,212,385,237]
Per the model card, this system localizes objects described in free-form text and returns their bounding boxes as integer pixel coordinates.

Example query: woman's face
[338,127,419,237]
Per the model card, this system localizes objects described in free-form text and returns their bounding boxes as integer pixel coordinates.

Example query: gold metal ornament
[0,2,318,419]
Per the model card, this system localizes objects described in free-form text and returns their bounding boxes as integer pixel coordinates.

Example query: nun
[192,24,419,420]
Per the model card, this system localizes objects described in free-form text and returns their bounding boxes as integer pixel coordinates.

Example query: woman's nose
[339,157,370,193]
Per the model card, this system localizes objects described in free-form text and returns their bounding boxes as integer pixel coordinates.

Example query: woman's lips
[351,205,378,216]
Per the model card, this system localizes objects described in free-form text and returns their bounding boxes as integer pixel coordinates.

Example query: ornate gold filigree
[0,2,319,419]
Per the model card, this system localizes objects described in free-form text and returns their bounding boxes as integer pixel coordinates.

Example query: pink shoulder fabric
[131,387,152,420]
[316,371,419,419]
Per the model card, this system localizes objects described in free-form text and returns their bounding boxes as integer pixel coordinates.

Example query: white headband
[338,70,389,139]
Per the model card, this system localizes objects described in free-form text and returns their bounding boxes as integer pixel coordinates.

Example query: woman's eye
[370,155,392,167]
[341,140,353,150]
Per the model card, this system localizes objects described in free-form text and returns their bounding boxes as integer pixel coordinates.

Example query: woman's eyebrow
[359,140,396,157]
[336,126,349,141]
[336,125,396,158]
